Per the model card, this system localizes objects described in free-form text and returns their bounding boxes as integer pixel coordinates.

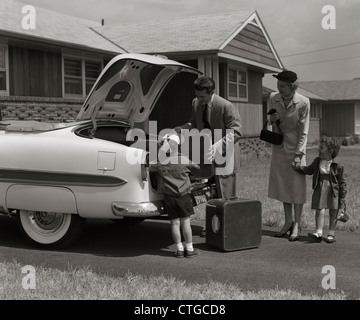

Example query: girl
[293,136,347,243]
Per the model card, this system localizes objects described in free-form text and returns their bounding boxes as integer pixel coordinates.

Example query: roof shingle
[94,11,255,53]
[0,0,123,54]
[299,79,360,101]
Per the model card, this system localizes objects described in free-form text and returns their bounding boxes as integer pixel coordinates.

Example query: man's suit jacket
[182,94,242,176]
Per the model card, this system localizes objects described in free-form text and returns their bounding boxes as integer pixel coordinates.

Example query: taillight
[141,153,149,181]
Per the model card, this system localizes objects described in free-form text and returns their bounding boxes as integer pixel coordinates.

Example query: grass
[194,141,360,233]
[0,261,348,300]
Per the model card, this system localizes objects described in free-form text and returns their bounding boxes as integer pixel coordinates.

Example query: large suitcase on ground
[205,198,262,251]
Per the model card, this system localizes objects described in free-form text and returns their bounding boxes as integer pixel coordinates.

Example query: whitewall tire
[17,210,85,249]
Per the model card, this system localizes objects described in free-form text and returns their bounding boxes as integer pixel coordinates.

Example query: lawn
[0,261,348,300]
[194,141,360,233]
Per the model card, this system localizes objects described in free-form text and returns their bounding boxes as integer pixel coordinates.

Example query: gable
[222,23,280,68]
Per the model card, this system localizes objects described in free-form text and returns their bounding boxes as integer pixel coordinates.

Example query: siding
[355,102,360,134]
[236,102,262,136]
[9,46,62,97]
[308,119,320,144]
[247,69,262,104]
[322,102,354,136]
[222,24,279,68]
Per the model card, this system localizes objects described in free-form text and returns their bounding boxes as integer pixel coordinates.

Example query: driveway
[0,215,359,299]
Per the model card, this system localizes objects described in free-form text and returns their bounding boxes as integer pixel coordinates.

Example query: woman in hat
[268,70,310,241]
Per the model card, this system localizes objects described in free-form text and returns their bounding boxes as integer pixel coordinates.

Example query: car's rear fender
[5,185,78,214]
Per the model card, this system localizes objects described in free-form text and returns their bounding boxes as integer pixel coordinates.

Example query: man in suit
[176,76,242,234]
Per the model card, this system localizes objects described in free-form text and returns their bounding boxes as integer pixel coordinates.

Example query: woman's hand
[292,155,302,169]
[269,112,279,123]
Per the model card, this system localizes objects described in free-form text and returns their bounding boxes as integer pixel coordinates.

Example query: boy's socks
[176,243,184,251]
[315,229,323,236]
[328,230,335,237]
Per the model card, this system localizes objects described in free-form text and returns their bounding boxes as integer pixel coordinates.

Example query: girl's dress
[311,159,338,210]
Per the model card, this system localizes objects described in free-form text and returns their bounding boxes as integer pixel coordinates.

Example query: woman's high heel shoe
[289,226,302,242]
[274,223,294,238]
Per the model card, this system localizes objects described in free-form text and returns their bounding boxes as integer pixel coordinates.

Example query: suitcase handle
[225,197,239,200]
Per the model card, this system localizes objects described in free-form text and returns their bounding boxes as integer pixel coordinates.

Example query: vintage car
[0,53,208,249]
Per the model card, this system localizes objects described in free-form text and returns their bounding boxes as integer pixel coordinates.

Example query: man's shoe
[185,248,200,258]
[175,250,185,258]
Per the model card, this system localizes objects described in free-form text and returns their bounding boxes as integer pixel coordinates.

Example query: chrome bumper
[111,200,165,217]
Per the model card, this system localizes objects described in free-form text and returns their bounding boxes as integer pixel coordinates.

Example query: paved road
[0,215,359,299]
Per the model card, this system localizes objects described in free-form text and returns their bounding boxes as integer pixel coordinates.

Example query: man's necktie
[202,104,211,129]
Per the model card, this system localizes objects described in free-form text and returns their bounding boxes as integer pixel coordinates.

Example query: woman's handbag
[260,120,283,145]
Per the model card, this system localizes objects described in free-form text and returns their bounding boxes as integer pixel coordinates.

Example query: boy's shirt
[150,154,200,197]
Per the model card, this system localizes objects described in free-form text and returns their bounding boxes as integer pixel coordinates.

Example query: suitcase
[205,198,262,251]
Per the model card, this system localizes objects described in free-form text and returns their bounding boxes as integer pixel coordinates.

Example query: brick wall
[0,96,84,122]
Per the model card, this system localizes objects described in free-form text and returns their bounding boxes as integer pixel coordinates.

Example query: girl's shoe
[274,222,294,238]
[289,226,301,242]
[308,232,323,242]
[325,235,336,243]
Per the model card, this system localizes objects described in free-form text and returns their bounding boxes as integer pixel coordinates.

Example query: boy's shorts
[164,194,194,220]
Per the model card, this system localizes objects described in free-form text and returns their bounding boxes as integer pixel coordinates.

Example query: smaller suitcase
[206,198,262,251]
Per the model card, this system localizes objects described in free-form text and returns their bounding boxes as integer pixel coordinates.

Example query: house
[0,0,122,122]
[0,0,283,136]
[262,78,360,143]
[300,79,360,137]
[90,11,284,135]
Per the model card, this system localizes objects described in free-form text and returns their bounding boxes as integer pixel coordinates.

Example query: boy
[150,133,201,258]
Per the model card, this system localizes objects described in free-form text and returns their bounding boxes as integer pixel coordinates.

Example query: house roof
[263,79,360,101]
[95,11,255,53]
[262,86,326,101]
[93,11,283,72]
[0,1,282,72]
[0,0,123,54]
[299,79,360,101]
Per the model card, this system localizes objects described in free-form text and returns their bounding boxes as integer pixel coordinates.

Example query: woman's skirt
[268,145,306,204]
[311,174,338,210]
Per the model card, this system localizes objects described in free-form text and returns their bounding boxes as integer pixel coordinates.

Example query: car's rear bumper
[111,200,165,217]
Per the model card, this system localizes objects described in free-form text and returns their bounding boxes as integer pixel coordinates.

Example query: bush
[342,136,355,146]
[353,134,359,144]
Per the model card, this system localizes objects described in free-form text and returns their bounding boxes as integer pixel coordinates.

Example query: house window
[0,45,9,95]
[63,57,102,97]
[228,66,247,101]
[85,61,102,94]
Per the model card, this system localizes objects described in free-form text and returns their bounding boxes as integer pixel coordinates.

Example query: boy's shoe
[308,232,322,242]
[325,235,336,243]
[185,248,200,258]
[175,250,185,258]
